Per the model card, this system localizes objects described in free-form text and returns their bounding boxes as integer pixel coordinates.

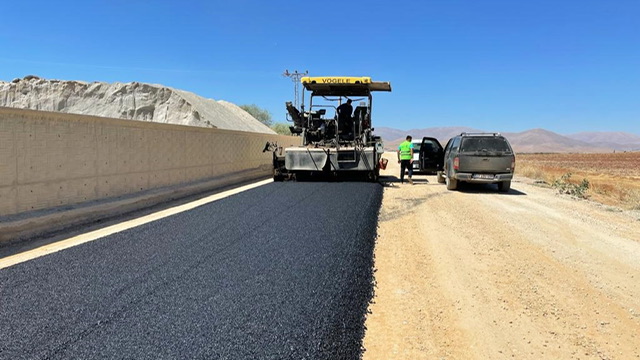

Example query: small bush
[623,189,640,211]
[552,173,590,199]
[271,122,291,135]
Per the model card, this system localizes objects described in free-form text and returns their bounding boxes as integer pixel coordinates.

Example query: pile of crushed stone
[0,75,274,134]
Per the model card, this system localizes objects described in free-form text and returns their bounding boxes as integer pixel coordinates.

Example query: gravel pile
[0,75,274,133]
[0,181,382,359]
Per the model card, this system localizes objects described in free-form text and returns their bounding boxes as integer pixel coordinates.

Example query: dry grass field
[516,152,640,210]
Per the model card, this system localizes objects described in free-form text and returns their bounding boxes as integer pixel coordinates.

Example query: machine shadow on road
[292,172,385,184]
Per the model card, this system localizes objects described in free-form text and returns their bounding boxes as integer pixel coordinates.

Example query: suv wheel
[498,180,511,192]
[445,176,457,190]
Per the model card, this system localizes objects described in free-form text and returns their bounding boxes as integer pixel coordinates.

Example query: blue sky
[1,0,638,135]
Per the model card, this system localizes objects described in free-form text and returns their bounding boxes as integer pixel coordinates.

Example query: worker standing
[397,135,414,184]
[336,99,353,121]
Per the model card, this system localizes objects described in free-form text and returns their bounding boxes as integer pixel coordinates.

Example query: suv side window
[451,137,461,152]
[443,138,453,153]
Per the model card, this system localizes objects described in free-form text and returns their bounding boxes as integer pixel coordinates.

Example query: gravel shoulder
[363,159,640,359]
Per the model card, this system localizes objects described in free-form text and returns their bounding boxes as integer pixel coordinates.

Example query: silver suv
[437,133,515,192]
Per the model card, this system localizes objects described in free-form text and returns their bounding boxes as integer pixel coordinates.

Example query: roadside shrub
[517,153,640,210]
[271,122,291,135]
[623,189,640,211]
[240,104,273,126]
[552,173,590,199]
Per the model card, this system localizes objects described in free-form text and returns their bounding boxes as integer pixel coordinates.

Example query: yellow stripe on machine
[301,76,372,85]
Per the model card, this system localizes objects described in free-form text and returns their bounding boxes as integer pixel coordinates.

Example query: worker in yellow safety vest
[397,135,414,184]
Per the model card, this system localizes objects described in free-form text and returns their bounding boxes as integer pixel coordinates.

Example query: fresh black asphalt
[0,182,383,360]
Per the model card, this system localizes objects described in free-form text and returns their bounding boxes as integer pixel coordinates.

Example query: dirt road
[363,159,640,359]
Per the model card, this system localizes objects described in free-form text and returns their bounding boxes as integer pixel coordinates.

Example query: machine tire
[445,176,458,190]
[368,170,379,182]
[294,172,310,182]
[436,171,445,184]
[498,180,511,192]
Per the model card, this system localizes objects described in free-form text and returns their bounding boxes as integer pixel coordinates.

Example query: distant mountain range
[375,126,640,153]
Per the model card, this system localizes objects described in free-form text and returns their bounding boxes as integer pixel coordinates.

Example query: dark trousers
[400,160,413,181]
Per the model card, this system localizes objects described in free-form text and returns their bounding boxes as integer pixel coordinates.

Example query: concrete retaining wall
[0,107,296,240]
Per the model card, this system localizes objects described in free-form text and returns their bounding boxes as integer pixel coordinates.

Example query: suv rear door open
[418,137,444,174]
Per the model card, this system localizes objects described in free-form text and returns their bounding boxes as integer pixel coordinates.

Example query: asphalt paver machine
[266,76,391,181]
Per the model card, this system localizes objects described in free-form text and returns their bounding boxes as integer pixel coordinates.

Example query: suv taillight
[511,156,516,171]
[453,157,459,170]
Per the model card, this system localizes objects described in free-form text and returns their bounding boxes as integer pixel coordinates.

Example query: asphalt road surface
[0,181,383,360]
